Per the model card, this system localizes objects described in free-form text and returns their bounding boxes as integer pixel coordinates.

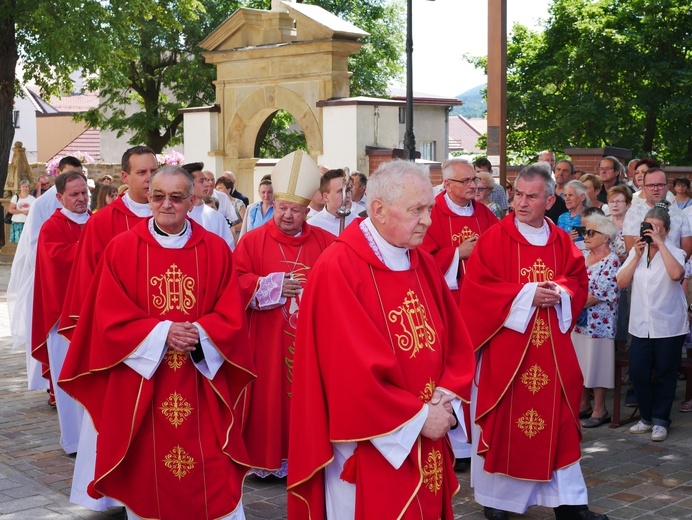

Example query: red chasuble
[31,209,87,380]
[58,195,146,339]
[234,219,334,472]
[59,219,256,519]
[459,215,588,482]
[421,192,498,304]
[287,220,475,520]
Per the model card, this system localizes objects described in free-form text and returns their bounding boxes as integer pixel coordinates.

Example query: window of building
[13,111,19,129]
[419,141,436,161]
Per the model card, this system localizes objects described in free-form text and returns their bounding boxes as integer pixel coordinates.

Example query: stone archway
[200,1,367,198]
[226,85,323,166]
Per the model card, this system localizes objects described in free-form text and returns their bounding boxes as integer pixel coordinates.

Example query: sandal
[582,413,611,428]
[680,400,692,413]
[578,407,593,420]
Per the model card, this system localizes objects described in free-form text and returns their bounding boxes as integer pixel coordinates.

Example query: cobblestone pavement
[0,263,690,519]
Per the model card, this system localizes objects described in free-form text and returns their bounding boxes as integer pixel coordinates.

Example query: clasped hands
[281,274,303,299]
[532,281,561,308]
[166,322,199,353]
[421,389,457,441]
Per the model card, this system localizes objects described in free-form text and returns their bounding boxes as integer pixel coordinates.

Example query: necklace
[277,242,304,274]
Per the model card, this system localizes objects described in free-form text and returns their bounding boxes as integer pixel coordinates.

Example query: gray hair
[441,158,473,181]
[645,203,671,231]
[19,179,30,187]
[564,180,590,208]
[150,165,194,195]
[516,162,556,197]
[366,160,431,214]
[476,170,496,187]
[601,156,624,176]
[585,214,617,242]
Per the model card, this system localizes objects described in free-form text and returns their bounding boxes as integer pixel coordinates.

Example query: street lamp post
[403,0,435,161]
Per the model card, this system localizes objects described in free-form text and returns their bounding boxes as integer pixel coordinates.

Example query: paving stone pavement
[0,262,690,519]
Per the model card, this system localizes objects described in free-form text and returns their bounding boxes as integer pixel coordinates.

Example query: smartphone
[640,222,653,244]
[573,226,586,237]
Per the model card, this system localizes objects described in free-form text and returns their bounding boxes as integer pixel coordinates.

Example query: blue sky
[397,0,551,97]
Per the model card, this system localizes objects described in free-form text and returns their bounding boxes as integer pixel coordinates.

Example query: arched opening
[254,110,308,159]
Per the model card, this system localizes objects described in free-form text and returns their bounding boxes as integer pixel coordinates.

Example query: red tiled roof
[48,92,99,113]
[50,128,101,162]
[449,115,484,153]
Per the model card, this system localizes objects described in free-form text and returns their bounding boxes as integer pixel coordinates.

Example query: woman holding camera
[617,205,688,441]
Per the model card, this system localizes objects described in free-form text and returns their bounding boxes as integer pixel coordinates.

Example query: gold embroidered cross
[163,445,195,479]
[160,392,193,428]
[521,365,550,394]
[517,409,546,439]
[422,448,443,494]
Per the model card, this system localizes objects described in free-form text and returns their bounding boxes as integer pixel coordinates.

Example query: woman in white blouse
[617,205,688,442]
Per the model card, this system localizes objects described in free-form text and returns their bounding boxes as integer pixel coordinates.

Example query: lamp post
[403,0,435,161]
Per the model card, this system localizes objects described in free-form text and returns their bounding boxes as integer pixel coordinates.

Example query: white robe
[188,203,235,250]
[7,185,61,390]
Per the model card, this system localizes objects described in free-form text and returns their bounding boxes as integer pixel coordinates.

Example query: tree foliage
[3,0,404,188]
[468,0,692,165]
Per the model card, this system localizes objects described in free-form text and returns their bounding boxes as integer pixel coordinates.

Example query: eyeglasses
[40,182,50,187]
[608,199,627,205]
[475,187,489,191]
[150,193,190,204]
[447,177,480,186]
[584,229,605,238]
[644,183,667,190]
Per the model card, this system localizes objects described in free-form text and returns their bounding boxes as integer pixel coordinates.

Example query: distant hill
[451,84,486,118]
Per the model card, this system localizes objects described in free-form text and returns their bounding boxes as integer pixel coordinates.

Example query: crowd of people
[5,146,691,520]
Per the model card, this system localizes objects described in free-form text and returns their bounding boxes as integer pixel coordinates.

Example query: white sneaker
[651,425,668,441]
[629,420,653,434]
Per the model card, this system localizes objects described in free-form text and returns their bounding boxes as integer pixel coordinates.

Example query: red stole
[421,192,497,304]
[59,219,255,519]
[287,220,475,520]
[234,219,334,470]
[460,216,588,481]
[58,196,145,339]
[31,209,86,379]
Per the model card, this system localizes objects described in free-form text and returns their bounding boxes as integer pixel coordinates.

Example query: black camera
[573,226,586,237]
[640,222,653,244]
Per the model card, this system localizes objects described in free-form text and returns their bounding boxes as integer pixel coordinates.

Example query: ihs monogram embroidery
[451,226,478,244]
[151,264,196,315]
[388,289,436,358]
[520,258,554,283]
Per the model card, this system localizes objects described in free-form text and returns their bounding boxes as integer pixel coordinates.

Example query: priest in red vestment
[459,163,608,520]
[31,171,90,454]
[59,166,255,520]
[287,160,475,520]
[58,146,158,339]
[421,158,498,305]
[234,151,334,478]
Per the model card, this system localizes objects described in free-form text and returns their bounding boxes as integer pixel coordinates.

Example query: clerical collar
[514,217,550,246]
[444,192,474,216]
[60,208,90,225]
[123,192,152,218]
[362,218,410,271]
[148,218,191,249]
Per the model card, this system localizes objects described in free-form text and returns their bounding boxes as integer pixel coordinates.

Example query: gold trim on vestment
[274,193,311,206]
[398,438,424,520]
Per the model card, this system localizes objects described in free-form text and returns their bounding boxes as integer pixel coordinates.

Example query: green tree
[468,0,692,164]
[3,0,404,189]
[1,0,107,190]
